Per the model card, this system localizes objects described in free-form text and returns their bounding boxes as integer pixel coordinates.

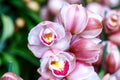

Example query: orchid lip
[109,14,118,26]
[51,60,69,77]
[40,27,57,46]
[49,55,70,77]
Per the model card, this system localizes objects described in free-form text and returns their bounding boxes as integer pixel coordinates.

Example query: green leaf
[0,57,2,66]
[0,14,14,50]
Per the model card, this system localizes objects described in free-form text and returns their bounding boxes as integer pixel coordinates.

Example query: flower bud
[70,38,101,63]
[58,4,88,35]
[1,72,23,80]
[104,41,120,74]
[79,10,103,38]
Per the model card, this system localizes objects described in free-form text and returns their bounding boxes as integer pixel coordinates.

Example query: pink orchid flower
[37,49,76,79]
[70,38,101,63]
[66,61,100,80]
[58,3,88,35]
[103,9,120,34]
[28,21,72,58]
[79,10,103,38]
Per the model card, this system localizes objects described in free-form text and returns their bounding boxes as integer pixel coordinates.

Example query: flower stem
[99,43,108,79]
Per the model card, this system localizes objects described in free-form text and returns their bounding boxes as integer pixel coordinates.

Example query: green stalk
[99,43,108,79]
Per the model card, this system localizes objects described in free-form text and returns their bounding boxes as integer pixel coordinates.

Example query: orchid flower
[28,21,72,58]
[79,10,103,38]
[58,3,88,35]
[37,49,76,79]
[103,10,120,34]
[70,38,101,63]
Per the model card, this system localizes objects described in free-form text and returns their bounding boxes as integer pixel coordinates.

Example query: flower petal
[58,4,88,34]
[79,10,103,38]
[28,44,48,58]
[52,32,72,51]
[28,25,41,45]
[67,61,94,80]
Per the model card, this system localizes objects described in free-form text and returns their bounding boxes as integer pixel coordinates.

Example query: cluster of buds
[86,1,120,80]
[28,2,103,80]
[94,41,120,74]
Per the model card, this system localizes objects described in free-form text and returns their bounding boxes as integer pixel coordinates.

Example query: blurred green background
[0,0,47,79]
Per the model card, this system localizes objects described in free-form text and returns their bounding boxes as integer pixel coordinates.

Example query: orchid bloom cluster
[86,2,120,80]
[28,3,103,80]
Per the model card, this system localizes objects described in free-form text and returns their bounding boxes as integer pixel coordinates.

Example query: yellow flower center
[43,28,53,43]
[41,28,56,46]
[109,14,118,26]
[51,61,64,71]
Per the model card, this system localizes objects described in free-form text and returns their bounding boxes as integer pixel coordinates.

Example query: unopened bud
[1,72,23,80]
